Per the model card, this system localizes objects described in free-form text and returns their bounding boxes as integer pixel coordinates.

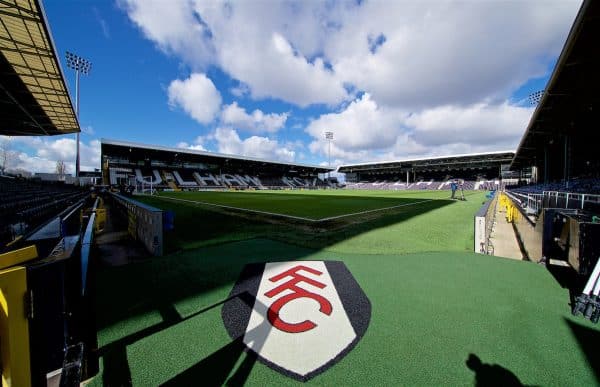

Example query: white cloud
[407,102,533,148]
[306,94,533,164]
[167,73,222,124]
[81,126,95,135]
[230,83,250,98]
[176,141,206,151]
[118,0,214,68]
[327,1,579,108]
[196,2,351,106]
[119,0,581,163]
[122,0,579,108]
[306,93,402,152]
[176,134,214,152]
[224,32,347,106]
[221,102,288,133]
[6,136,100,174]
[93,7,110,39]
[213,127,295,162]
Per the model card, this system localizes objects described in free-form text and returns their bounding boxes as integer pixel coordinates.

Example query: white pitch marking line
[148,194,438,223]
[151,195,316,222]
[316,199,436,221]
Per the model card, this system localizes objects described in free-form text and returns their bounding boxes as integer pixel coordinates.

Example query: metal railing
[542,191,600,212]
[507,189,600,216]
[505,191,543,216]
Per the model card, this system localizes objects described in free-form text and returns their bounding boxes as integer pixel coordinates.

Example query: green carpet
[93,239,599,386]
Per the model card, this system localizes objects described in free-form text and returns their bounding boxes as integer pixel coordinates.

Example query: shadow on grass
[160,337,250,387]
[93,192,465,384]
[465,353,525,387]
[100,291,267,387]
[143,194,459,253]
[96,195,454,330]
[160,291,266,387]
[565,318,600,384]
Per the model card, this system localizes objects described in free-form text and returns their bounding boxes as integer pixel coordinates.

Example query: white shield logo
[222,261,371,381]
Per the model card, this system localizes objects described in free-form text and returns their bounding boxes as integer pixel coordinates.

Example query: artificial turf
[91,190,600,386]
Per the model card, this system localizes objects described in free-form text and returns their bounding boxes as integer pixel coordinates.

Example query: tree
[56,160,67,177]
[0,138,17,175]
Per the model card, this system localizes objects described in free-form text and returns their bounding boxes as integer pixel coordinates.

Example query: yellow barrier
[0,266,31,387]
[0,246,38,271]
[95,208,107,234]
[499,193,520,223]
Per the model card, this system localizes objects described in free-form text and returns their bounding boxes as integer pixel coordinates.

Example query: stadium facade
[101,138,334,190]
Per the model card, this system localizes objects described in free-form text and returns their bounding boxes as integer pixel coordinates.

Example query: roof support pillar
[564,135,570,189]
[544,145,549,184]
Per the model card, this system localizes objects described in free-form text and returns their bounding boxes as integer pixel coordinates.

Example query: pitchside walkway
[95,202,149,266]
[489,203,523,260]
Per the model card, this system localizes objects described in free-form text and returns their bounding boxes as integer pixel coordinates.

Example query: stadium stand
[345,178,492,191]
[508,178,600,195]
[0,176,87,245]
[101,139,333,192]
[339,152,514,192]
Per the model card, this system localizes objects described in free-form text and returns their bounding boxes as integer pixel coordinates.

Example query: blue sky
[1,0,582,173]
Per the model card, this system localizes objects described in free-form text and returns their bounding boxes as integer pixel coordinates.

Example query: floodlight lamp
[528,90,544,105]
[65,51,92,74]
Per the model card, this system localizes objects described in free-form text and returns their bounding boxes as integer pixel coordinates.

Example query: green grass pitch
[156,189,457,220]
[91,189,600,386]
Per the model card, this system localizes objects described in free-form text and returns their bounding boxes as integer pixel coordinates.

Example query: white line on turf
[317,199,435,221]
[147,195,437,223]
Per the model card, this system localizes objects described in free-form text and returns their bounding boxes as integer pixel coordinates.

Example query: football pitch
[91,189,600,386]
[155,189,458,221]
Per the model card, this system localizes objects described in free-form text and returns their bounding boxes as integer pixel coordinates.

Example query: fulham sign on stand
[222,261,371,381]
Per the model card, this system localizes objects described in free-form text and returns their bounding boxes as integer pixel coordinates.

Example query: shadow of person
[466,354,524,387]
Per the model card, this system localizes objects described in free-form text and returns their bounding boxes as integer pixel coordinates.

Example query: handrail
[80,212,95,296]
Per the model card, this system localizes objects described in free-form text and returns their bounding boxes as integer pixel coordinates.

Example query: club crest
[222,261,371,381]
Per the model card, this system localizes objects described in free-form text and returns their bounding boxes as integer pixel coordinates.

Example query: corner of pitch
[222,260,371,381]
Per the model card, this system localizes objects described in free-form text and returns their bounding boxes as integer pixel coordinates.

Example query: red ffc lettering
[264,265,333,333]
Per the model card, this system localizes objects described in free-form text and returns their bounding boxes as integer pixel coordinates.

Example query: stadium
[1,1,599,386]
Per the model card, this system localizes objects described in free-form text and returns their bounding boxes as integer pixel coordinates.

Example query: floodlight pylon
[65,51,92,179]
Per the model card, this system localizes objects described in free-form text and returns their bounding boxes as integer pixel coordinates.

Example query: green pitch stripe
[147,194,437,222]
